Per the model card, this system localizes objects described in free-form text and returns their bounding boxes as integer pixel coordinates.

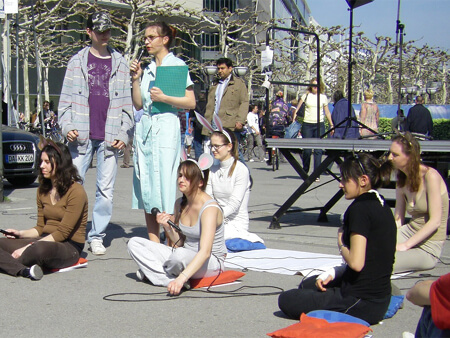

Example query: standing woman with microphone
[130,21,196,242]
[127,153,226,296]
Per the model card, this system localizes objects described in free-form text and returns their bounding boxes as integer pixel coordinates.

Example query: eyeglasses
[209,144,226,151]
[143,35,162,43]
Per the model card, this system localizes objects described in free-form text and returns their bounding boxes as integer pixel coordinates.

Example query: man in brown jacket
[202,58,249,151]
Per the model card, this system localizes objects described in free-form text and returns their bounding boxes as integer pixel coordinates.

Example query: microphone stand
[323,1,379,139]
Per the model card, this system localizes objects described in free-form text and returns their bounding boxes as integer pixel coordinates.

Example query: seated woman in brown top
[0,138,88,280]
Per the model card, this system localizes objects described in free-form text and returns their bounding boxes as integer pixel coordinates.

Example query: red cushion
[190,270,245,289]
[267,313,372,338]
[49,257,88,273]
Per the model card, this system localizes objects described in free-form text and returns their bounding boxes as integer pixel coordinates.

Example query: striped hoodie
[58,46,133,156]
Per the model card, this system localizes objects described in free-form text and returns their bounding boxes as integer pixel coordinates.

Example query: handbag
[297,93,309,119]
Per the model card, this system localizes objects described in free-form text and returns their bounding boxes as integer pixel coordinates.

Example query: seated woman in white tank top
[127,152,226,296]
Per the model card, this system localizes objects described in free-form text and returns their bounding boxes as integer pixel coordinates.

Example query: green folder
[152,65,189,113]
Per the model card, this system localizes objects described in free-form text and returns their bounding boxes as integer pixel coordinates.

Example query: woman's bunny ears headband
[194,112,232,144]
[180,149,214,178]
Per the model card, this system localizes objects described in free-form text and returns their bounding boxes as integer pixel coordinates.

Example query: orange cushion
[267,313,372,338]
[190,270,245,289]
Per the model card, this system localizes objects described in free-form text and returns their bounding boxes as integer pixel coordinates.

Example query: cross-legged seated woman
[127,154,226,296]
[278,153,396,325]
[0,138,87,280]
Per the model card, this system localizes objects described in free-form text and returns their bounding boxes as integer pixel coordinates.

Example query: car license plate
[6,154,34,163]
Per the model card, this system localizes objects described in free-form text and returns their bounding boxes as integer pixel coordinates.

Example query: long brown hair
[211,128,239,177]
[176,160,209,223]
[38,143,82,197]
[391,132,422,192]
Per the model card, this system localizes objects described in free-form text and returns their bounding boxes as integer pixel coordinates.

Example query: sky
[307,0,450,51]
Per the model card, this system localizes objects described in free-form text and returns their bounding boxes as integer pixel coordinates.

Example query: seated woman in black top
[278,153,396,325]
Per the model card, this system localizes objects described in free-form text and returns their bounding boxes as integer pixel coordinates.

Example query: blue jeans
[70,139,118,243]
[301,122,325,174]
[193,136,203,160]
[416,306,450,338]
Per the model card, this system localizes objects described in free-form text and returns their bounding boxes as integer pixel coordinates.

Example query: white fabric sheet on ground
[224,248,342,276]
[224,248,412,279]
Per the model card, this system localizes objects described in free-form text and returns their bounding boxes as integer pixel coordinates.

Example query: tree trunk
[23,27,31,121]
[43,64,49,101]
[440,62,447,105]
[387,72,393,104]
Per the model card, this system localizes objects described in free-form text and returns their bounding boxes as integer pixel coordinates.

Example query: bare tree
[11,0,94,119]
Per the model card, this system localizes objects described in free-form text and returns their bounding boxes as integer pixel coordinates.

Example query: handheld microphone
[136,48,145,63]
[151,208,182,233]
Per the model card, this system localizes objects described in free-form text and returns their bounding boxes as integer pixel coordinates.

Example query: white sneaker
[136,269,147,282]
[29,264,43,281]
[249,159,255,162]
[90,239,106,255]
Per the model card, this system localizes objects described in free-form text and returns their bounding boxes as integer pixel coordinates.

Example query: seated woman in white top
[197,113,264,244]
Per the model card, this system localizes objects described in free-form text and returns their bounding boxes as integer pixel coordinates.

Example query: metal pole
[31,2,44,136]
[347,7,353,122]
[395,0,404,131]
[0,15,4,202]
[316,32,320,139]
[15,12,19,124]
[6,14,13,126]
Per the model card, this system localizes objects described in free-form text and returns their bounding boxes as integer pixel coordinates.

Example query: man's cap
[276,90,284,98]
[88,12,112,32]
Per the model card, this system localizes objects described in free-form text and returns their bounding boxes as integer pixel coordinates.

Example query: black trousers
[278,275,391,325]
[0,238,80,276]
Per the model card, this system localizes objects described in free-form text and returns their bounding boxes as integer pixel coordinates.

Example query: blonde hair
[364,89,374,100]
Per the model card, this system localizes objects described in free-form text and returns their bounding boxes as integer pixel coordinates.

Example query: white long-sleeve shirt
[206,157,263,243]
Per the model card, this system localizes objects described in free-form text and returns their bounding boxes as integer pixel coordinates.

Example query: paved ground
[1,156,449,337]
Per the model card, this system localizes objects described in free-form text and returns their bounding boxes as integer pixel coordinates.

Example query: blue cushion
[384,295,404,319]
[226,238,266,252]
[307,310,370,327]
